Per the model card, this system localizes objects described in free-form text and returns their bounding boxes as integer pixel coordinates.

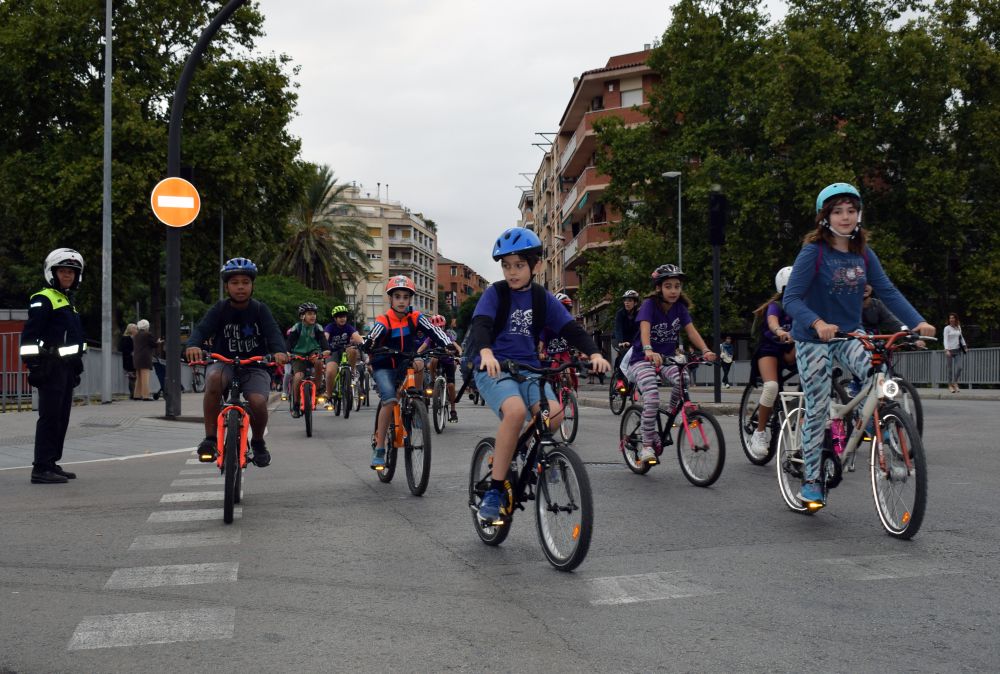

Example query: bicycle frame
[650,359,711,451]
[291,355,323,412]
[208,353,265,470]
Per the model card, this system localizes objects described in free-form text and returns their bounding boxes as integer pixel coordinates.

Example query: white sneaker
[749,429,770,457]
[638,446,658,465]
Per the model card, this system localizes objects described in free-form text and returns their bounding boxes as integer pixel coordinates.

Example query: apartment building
[529,47,658,324]
[437,256,489,312]
[340,185,438,328]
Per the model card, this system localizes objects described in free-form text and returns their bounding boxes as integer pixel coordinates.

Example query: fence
[609,343,1000,389]
[1,332,195,412]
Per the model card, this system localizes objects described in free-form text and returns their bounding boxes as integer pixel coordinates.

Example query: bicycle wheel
[377,403,398,483]
[303,381,313,438]
[871,405,926,539]
[676,409,725,487]
[333,376,343,417]
[776,406,809,513]
[558,389,579,444]
[353,368,362,412]
[738,380,775,465]
[432,378,446,434]
[468,437,511,546]
[618,404,652,475]
[536,444,593,571]
[223,410,241,524]
[893,377,923,437]
[608,374,627,415]
[342,371,352,420]
[192,368,205,393]
[404,399,432,496]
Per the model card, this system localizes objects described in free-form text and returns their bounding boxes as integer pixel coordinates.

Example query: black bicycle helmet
[651,264,685,285]
[298,302,318,317]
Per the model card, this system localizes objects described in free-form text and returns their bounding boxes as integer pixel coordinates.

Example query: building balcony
[560,166,610,219]
[558,105,650,177]
[562,222,613,270]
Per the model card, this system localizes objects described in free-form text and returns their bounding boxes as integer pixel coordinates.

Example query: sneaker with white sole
[749,429,771,457]
[637,446,657,465]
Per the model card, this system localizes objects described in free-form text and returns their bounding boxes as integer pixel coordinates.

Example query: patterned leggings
[795,340,870,482]
[628,360,683,448]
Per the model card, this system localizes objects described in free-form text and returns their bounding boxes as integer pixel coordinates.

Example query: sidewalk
[0,393,210,472]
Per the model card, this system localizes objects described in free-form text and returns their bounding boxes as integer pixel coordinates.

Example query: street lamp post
[662,171,682,269]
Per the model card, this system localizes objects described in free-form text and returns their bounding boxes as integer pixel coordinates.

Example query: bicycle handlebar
[832,330,938,350]
[500,358,581,378]
[205,353,271,366]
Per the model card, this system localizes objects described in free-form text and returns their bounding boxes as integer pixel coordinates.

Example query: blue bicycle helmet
[220,257,258,281]
[492,227,542,261]
[815,183,862,214]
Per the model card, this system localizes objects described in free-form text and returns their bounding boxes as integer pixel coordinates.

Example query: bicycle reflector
[880,379,900,399]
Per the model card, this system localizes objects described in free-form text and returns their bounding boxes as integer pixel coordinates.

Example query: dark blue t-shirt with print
[629,298,692,365]
[473,285,573,368]
[323,322,357,352]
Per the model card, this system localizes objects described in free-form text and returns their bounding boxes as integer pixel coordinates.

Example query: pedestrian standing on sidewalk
[719,335,734,388]
[19,248,87,484]
[132,319,157,400]
[119,323,137,399]
[943,312,967,393]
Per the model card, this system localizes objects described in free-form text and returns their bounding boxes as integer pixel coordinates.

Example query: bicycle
[328,349,356,420]
[203,353,270,524]
[424,348,455,434]
[357,362,370,409]
[737,366,799,465]
[369,348,433,496]
[468,358,593,571]
[775,331,933,539]
[289,354,324,438]
[188,360,206,393]
[832,342,924,437]
[545,361,579,443]
[619,357,725,486]
[608,346,635,415]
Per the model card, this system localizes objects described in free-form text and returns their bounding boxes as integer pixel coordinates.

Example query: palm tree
[272,164,373,299]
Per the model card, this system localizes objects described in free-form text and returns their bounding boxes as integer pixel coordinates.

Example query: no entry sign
[151,177,201,227]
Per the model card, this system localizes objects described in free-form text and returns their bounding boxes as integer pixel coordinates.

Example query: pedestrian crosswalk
[67,455,240,651]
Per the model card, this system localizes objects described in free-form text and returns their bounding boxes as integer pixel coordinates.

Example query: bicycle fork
[216,405,250,469]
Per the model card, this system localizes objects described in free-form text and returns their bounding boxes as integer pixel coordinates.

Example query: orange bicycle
[289,353,324,437]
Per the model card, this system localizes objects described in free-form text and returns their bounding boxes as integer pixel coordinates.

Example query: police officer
[19,248,87,484]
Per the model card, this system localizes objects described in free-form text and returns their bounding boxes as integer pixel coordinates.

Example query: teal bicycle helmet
[815,183,861,214]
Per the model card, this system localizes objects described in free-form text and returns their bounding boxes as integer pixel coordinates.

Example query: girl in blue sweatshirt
[782,183,935,507]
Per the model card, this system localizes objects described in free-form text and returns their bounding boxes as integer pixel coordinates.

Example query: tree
[0,0,303,338]
[251,275,334,331]
[455,292,483,333]
[270,164,374,297]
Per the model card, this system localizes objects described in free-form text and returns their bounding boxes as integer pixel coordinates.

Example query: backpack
[491,280,548,342]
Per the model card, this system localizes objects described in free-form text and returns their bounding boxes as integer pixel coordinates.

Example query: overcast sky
[255,1,785,283]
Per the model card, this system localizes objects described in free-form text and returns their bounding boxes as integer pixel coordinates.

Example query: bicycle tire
[676,409,725,487]
[342,370,352,420]
[192,369,205,393]
[894,376,923,437]
[738,380,775,465]
[535,444,593,571]
[609,375,627,415]
[405,399,432,496]
[776,406,810,514]
[432,378,446,434]
[223,410,241,524]
[303,381,313,438]
[353,368,362,412]
[618,404,652,475]
[468,437,511,546]
[559,389,579,444]
[333,376,343,417]
[377,402,397,483]
[871,405,926,539]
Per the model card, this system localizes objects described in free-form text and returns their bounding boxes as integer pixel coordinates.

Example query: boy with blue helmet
[467,228,610,523]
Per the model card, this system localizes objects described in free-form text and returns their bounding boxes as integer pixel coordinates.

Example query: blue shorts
[372,367,399,403]
[474,369,556,417]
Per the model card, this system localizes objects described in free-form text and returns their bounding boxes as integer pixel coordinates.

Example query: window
[451,266,457,276]
[621,88,643,107]
[367,252,381,260]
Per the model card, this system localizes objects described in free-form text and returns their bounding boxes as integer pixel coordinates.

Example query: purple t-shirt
[762,302,792,346]
[472,285,573,367]
[629,298,692,365]
[420,336,454,365]
[323,322,357,352]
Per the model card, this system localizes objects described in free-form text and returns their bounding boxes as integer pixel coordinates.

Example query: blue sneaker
[798,480,825,508]
[477,488,508,523]
[370,447,386,471]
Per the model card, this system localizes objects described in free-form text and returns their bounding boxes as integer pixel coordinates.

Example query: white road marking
[185,458,206,465]
[179,468,218,475]
[156,195,195,209]
[0,447,197,472]
[147,508,240,523]
[105,562,238,589]
[67,607,235,650]
[160,491,222,503]
[589,571,718,606]
[816,554,964,581]
[129,530,240,550]
[170,477,224,487]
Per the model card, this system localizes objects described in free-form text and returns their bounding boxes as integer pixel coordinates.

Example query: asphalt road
[1,392,998,673]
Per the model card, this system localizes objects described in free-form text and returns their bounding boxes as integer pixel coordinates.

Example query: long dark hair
[753,291,782,320]
[802,195,868,254]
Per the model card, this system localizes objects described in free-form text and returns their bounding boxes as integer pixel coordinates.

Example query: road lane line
[589,572,717,606]
[170,477,224,487]
[105,562,239,589]
[160,491,222,503]
[129,530,240,550]
[67,607,235,650]
[0,447,197,472]
[147,508,240,523]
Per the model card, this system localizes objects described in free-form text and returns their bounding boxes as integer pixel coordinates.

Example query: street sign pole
[164,0,247,417]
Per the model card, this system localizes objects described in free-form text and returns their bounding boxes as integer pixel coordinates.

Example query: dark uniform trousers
[33,363,76,470]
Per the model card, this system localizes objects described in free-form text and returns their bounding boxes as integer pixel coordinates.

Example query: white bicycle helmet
[774,266,793,294]
[44,248,85,290]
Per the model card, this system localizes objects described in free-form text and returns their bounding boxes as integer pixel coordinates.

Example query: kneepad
[760,379,779,408]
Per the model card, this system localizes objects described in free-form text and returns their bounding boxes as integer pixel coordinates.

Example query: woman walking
[943,312,966,393]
